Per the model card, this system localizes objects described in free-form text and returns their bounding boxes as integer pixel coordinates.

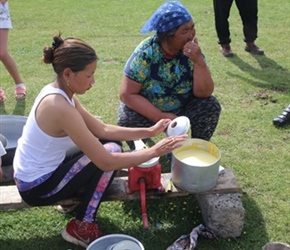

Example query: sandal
[15,85,26,101]
[0,89,6,103]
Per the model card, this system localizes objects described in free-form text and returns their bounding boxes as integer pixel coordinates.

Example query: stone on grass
[195,192,244,238]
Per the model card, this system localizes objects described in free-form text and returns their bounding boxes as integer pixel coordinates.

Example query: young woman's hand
[150,119,171,136]
[151,134,188,157]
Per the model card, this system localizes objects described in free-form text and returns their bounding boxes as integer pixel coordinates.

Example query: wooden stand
[0,169,240,210]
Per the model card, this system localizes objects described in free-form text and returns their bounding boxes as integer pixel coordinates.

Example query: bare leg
[0,29,24,85]
[0,29,26,100]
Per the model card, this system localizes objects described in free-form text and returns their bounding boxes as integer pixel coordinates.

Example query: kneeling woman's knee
[103,142,123,153]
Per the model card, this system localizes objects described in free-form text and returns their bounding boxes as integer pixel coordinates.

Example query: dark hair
[42,33,98,76]
[156,26,179,43]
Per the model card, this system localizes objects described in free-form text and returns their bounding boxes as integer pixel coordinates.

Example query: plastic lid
[166,116,190,137]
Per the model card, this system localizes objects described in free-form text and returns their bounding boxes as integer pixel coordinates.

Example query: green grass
[1,0,290,249]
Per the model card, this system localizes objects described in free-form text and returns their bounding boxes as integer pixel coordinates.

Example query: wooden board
[0,169,241,210]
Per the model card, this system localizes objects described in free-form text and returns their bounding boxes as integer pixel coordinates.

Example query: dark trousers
[213,0,258,44]
[118,96,221,149]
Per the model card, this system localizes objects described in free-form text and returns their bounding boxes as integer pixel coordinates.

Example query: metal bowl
[0,115,27,166]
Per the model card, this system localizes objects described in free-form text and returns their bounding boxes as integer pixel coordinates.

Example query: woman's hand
[151,134,188,157]
[150,119,171,136]
[184,37,214,97]
[183,38,204,64]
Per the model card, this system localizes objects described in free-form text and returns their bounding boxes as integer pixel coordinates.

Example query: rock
[195,192,244,238]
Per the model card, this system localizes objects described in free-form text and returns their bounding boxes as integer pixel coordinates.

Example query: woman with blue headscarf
[118,1,221,149]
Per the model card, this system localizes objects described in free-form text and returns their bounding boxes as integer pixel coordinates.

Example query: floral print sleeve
[124,35,194,113]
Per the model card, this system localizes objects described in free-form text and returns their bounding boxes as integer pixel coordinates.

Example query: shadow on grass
[226,54,290,93]
[0,192,269,250]
[114,191,269,249]
[0,208,84,250]
[0,235,85,250]
[106,195,202,249]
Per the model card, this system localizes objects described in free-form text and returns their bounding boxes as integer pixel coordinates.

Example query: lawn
[0,0,290,249]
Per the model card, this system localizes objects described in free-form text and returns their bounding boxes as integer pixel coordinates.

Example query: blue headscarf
[140,1,192,35]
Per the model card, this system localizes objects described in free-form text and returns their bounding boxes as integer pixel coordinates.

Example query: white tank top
[13,84,76,182]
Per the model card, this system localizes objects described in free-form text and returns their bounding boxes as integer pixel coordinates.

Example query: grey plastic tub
[0,115,27,166]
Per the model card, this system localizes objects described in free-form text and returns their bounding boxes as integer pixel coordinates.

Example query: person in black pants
[213,0,264,57]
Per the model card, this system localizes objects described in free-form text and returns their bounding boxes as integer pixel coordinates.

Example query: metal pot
[171,138,221,193]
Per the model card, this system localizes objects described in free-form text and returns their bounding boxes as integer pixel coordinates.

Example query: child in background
[0,0,26,102]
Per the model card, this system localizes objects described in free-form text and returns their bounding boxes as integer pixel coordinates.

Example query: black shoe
[245,43,264,55]
[220,44,234,57]
[273,105,290,127]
